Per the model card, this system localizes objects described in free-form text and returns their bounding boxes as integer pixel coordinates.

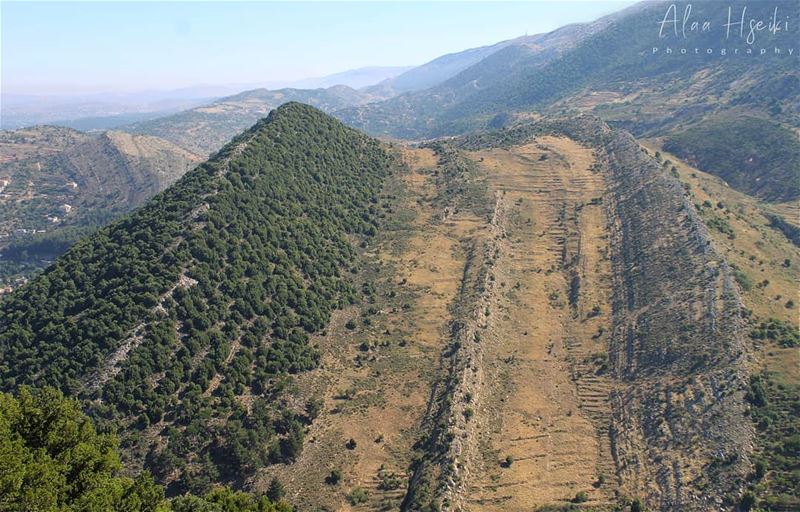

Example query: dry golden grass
[460,137,617,509]
[256,147,476,510]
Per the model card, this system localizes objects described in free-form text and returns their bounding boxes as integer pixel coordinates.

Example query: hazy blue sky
[2,1,635,95]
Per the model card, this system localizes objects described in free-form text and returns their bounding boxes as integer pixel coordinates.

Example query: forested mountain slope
[662,113,800,202]
[341,1,797,139]
[338,1,799,202]
[0,103,392,493]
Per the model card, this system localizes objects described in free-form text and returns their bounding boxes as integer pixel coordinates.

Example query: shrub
[267,478,285,502]
[750,318,799,348]
[347,487,369,505]
[326,469,342,485]
[739,491,756,511]
[377,471,402,491]
[573,491,589,503]
[733,268,753,291]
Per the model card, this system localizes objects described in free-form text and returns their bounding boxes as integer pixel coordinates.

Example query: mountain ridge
[0,103,393,491]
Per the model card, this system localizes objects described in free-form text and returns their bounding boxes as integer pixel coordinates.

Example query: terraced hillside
[0,108,766,511]
[371,117,752,512]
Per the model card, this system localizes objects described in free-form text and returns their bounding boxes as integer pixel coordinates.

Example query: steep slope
[393,116,753,511]
[340,1,798,145]
[643,141,800,510]
[662,113,800,202]
[129,85,380,156]
[0,127,203,286]
[0,103,392,492]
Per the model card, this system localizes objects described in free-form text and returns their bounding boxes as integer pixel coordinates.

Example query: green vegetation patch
[751,318,800,348]
[663,115,800,202]
[744,372,800,510]
[0,386,290,511]
[0,103,392,492]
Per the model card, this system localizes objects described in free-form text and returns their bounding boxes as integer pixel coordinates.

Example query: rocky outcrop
[448,115,753,510]
[560,117,752,510]
[402,190,506,512]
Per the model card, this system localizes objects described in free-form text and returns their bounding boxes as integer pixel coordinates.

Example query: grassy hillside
[0,103,392,493]
[663,114,800,202]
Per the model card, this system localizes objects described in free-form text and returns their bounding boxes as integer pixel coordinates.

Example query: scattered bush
[572,491,589,503]
[347,487,369,505]
[326,469,343,485]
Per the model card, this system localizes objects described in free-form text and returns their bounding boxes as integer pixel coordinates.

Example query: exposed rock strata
[406,116,752,511]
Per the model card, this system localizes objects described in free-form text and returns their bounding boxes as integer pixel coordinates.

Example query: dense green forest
[663,114,800,202]
[0,386,291,511]
[0,103,392,491]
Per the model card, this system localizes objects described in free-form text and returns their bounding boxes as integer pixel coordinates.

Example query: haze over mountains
[1,1,798,511]
[0,66,413,131]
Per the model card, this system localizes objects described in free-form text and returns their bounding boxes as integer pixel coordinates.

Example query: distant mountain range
[339,0,799,201]
[2,0,797,283]
[125,85,384,156]
[0,66,413,131]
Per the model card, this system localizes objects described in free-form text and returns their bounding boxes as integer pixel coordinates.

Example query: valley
[0,126,202,288]
[1,1,798,511]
